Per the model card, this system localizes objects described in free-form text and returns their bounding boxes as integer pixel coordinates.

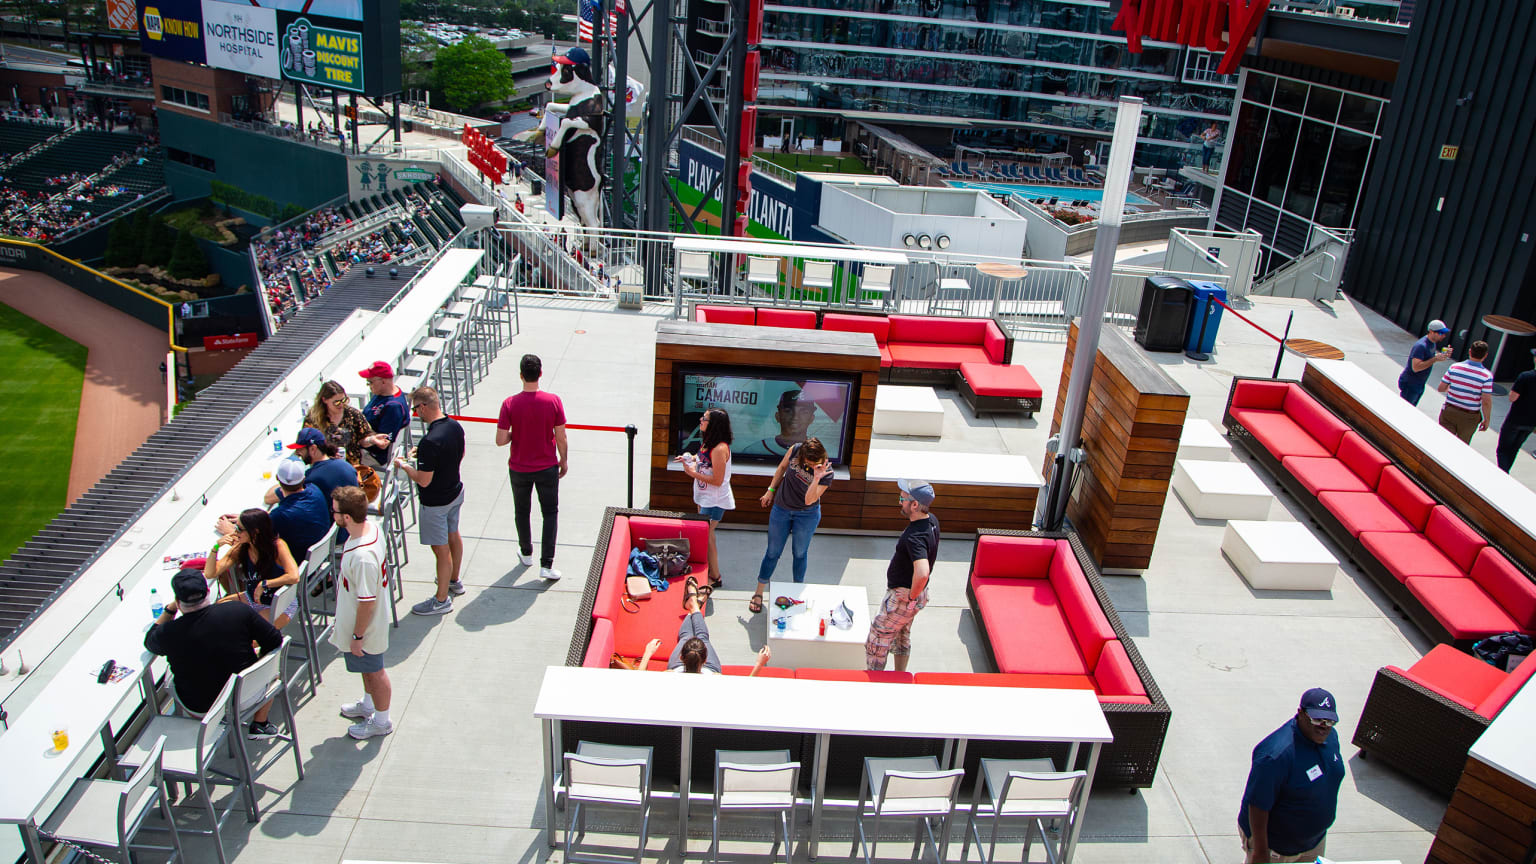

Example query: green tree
[140,215,174,267]
[432,34,514,114]
[166,231,207,281]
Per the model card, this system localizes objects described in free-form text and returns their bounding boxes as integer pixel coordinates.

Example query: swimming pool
[945,180,1153,207]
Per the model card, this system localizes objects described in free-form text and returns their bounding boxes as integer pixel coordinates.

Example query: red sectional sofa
[694,304,1042,417]
[566,510,1168,788]
[1224,377,1536,648]
[1353,645,1536,795]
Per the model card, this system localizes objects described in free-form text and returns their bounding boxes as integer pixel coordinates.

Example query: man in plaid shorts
[866,480,939,671]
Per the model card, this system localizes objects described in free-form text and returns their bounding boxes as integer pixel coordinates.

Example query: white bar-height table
[865,446,1045,490]
[533,666,1111,863]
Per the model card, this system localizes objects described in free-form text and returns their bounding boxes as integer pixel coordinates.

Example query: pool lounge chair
[1045,168,1067,183]
[1021,165,1043,182]
[1067,168,1089,185]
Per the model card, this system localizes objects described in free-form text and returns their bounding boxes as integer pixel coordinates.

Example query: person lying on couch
[637,578,772,675]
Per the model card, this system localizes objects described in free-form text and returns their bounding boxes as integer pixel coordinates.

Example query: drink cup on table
[50,724,68,752]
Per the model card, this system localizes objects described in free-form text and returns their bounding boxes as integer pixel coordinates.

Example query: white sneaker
[518,552,535,566]
[339,699,370,719]
[540,567,562,581]
[348,717,393,739]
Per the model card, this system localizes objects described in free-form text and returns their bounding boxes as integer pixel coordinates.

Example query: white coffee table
[1178,418,1231,461]
[765,582,871,670]
[1222,520,1339,590]
[1171,459,1273,521]
[873,386,945,437]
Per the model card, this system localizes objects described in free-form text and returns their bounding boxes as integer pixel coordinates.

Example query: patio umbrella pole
[1042,96,1144,532]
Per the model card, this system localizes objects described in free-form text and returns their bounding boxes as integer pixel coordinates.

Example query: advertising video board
[138,0,206,64]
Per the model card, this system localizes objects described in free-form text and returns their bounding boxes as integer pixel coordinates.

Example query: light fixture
[917,234,932,249]
[365,266,376,277]
[936,235,951,249]
[902,233,917,248]
[389,267,399,278]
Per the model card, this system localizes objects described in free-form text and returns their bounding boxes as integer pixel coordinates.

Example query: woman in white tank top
[676,407,734,588]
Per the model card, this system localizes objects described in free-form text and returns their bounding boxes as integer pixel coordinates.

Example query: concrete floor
[186,292,1533,863]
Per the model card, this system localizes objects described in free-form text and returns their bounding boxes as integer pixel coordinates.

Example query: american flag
[576,0,625,42]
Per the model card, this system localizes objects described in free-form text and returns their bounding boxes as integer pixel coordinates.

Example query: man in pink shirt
[496,354,568,580]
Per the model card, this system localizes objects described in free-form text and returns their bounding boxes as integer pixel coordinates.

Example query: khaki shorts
[1239,829,1323,862]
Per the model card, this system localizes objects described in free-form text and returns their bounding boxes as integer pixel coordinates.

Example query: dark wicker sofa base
[1351,666,1493,797]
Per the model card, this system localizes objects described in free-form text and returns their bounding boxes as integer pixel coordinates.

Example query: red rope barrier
[446,414,630,434]
[1212,298,1285,344]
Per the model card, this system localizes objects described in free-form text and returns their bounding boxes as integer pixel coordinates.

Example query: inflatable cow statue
[543,47,604,233]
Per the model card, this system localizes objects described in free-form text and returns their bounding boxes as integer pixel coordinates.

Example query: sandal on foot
[709,574,723,589]
[683,577,700,608]
[696,584,714,603]
[748,594,764,614]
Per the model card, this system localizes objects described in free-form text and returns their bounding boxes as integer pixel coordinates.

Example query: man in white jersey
[331,486,393,739]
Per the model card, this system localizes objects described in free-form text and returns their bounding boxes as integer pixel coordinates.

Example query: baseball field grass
[0,303,85,563]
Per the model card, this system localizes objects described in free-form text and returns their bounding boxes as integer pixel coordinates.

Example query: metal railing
[682,126,798,187]
[219,114,350,154]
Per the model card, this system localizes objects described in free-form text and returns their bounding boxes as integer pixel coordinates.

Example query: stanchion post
[625,424,638,508]
[1272,311,1294,378]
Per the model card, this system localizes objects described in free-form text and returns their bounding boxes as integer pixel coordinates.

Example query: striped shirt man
[1441,359,1494,411]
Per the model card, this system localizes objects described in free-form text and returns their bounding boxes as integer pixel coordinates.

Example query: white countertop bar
[865,447,1044,488]
[1468,669,1536,791]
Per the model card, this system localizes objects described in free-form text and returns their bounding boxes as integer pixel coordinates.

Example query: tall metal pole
[717,0,747,237]
[609,0,629,228]
[1041,96,1144,531]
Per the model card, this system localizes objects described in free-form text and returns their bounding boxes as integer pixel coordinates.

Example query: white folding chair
[746,256,781,300]
[852,756,963,864]
[41,735,184,863]
[961,759,1085,864]
[802,260,836,296]
[712,750,800,864]
[119,676,244,864]
[231,636,304,822]
[678,250,714,293]
[563,741,654,864]
[860,264,894,307]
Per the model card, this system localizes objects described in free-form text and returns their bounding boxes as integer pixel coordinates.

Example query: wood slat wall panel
[1051,323,1189,571]
[1427,757,1536,864]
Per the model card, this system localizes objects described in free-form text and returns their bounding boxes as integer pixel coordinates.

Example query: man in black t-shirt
[866,479,939,672]
[394,387,467,615]
[1496,349,1536,473]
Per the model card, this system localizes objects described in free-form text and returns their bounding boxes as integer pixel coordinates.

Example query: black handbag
[644,538,691,579]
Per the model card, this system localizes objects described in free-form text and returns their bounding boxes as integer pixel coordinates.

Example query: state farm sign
[203,332,259,350]
[1113,0,1271,75]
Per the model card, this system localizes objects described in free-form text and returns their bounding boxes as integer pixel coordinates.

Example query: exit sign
[1439,145,1460,161]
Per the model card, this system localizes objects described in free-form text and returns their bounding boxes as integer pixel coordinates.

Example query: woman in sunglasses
[205,508,301,629]
[305,379,378,465]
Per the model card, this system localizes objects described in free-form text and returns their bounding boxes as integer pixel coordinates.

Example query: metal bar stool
[42,735,184,863]
[563,741,654,864]
[852,757,964,864]
[711,750,800,864]
[961,759,1085,864]
[230,637,304,822]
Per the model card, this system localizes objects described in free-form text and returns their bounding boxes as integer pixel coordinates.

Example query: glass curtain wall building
[1213,63,1389,273]
[741,0,1237,168]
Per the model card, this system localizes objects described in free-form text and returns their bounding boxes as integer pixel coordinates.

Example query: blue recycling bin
[1185,280,1226,355]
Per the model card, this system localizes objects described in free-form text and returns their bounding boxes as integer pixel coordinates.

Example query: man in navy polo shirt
[1238,687,1347,862]
[359,360,410,466]
[268,459,333,561]
[1397,319,1454,405]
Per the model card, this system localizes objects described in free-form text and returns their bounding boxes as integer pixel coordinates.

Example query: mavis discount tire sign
[280,15,364,93]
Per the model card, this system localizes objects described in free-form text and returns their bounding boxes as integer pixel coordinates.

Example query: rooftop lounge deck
[4,281,1533,863]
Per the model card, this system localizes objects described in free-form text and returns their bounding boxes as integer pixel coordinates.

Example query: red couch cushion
[1470,548,1536,629]
[1093,641,1147,699]
[821,313,889,346]
[795,668,913,684]
[1359,531,1464,582]
[697,305,754,325]
[982,321,1007,364]
[972,535,1057,579]
[610,586,691,658]
[628,516,712,564]
[959,361,1042,399]
[1476,656,1536,718]
[756,308,817,329]
[1390,644,1509,711]
[1047,549,1116,669]
[1319,491,1417,536]
[583,617,616,667]
[1230,409,1332,458]
[1377,467,1435,532]
[1282,456,1372,495]
[971,577,1088,675]
[1336,431,1390,488]
[888,315,991,346]
[913,672,1096,690]
[722,665,794,678]
[1282,388,1350,453]
[1406,576,1521,641]
[885,342,993,370]
[1231,379,1290,411]
[592,516,632,622]
[1424,507,1486,572]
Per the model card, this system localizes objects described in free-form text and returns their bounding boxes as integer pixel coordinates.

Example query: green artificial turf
[755,152,875,175]
[0,304,86,563]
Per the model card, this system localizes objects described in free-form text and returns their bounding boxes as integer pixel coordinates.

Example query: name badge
[1306,765,1323,782]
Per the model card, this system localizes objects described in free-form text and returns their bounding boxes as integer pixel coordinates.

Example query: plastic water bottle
[149,588,164,620]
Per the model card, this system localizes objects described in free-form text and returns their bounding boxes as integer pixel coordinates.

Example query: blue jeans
[758,503,821,584]
[1398,373,1427,406]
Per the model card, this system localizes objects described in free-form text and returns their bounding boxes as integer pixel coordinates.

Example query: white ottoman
[1222,520,1339,590]
[1179,418,1231,461]
[873,386,945,437]
[1171,459,1273,521]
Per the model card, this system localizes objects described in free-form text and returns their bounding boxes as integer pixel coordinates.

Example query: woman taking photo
[305,379,380,465]
[206,508,302,629]
[675,408,734,589]
[750,436,833,614]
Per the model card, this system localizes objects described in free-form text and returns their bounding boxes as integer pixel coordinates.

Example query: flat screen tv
[673,365,859,465]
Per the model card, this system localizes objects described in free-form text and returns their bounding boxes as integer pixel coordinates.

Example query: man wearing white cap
[1397,319,1453,405]
[866,479,939,672]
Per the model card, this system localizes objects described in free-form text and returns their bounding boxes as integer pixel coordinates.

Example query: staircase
[1251,227,1351,301]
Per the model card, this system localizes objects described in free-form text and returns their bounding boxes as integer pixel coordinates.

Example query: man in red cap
[358,361,410,466]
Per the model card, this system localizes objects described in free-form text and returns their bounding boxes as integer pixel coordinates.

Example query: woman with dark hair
[637,579,771,674]
[205,508,301,629]
[675,407,734,588]
[305,379,376,465]
[749,436,833,614]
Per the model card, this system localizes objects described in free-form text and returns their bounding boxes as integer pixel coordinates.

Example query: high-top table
[1482,314,1536,394]
[533,665,1111,862]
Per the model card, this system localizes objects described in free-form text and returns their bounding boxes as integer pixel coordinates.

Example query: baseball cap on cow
[357,360,394,380]
[556,46,591,66]
[1300,687,1339,722]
